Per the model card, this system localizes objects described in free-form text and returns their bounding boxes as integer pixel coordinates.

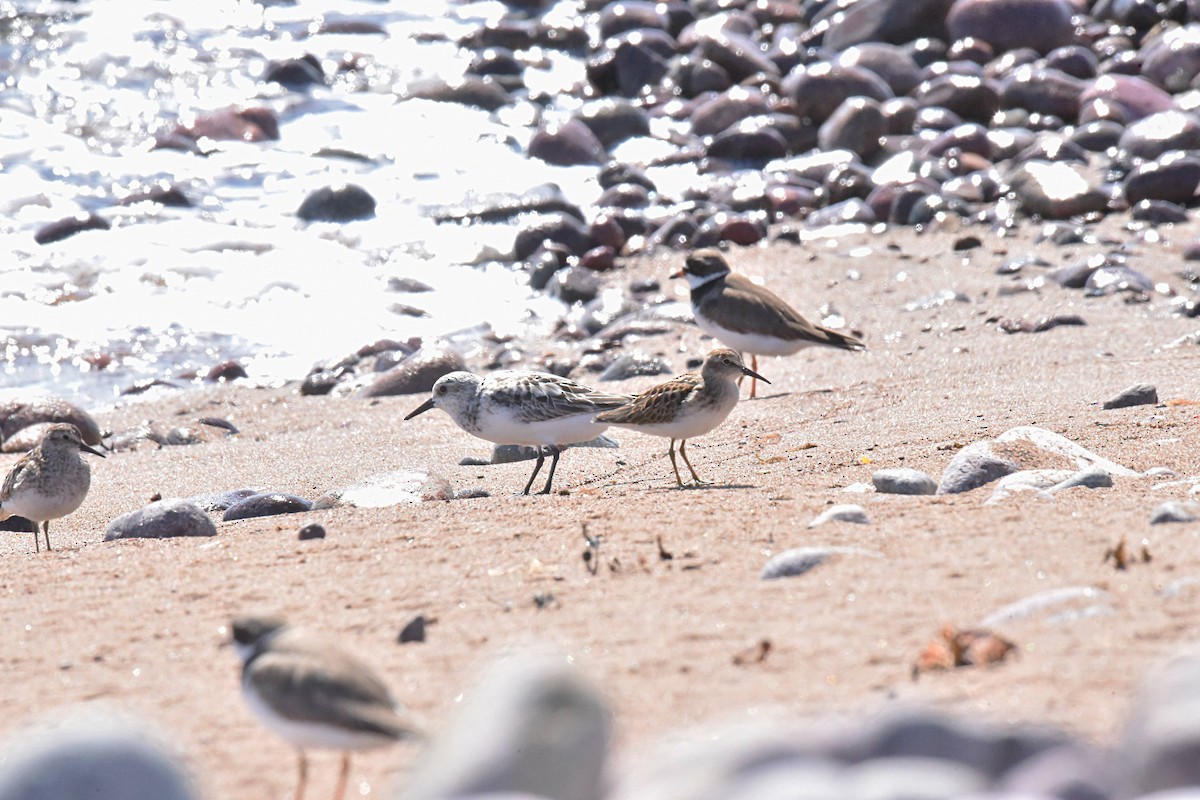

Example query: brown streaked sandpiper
[595,348,768,487]
[672,248,865,397]
[405,370,632,495]
[0,422,105,552]
[230,615,420,800]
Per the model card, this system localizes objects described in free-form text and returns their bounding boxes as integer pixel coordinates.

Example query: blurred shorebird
[231,615,420,800]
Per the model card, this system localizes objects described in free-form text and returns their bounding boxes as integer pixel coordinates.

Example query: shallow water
[0,0,605,407]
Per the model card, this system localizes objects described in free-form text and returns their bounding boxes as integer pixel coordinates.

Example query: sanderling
[0,423,105,552]
[673,248,865,397]
[405,370,631,495]
[230,615,420,800]
[596,348,768,487]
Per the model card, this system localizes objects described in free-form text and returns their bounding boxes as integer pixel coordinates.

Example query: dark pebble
[296,184,376,222]
[222,493,313,522]
[34,213,111,245]
[0,398,103,447]
[105,500,217,541]
[598,353,671,381]
[1102,383,1158,410]
[265,54,325,88]
[298,523,326,540]
[528,118,607,166]
[398,615,428,644]
[0,516,37,533]
[361,348,465,397]
[205,360,247,383]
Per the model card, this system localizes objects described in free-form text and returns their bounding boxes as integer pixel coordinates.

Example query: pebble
[598,353,671,381]
[1150,501,1200,525]
[807,504,871,528]
[313,470,444,509]
[980,586,1113,627]
[1047,467,1114,493]
[297,523,326,540]
[398,615,428,644]
[937,441,1020,495]
[296,183,377,222]
[104,499,217,541]
[34,212,111,245]
[1121,654,1200,796]
[186,489,258,513]
[872,468,938,495]
[222,493,312,521]
[360,348,465,397]
[1103,383,1159,410]
[760,546,881,580]
[0,398,103,447]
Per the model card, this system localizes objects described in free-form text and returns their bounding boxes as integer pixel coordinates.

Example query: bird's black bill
[404,398,436,420]
[741,366,771,385]
[80,443,106,458]
[669,268,686,279]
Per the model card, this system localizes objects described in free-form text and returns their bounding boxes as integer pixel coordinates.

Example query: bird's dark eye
[437,385,448,395]
[722,358,733,365]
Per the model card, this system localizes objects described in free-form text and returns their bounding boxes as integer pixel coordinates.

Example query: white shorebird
[231,615,420,800]
[673,248,865,397]
[405,370,632,495]
[596,348,768,487]
[0,423,105,552]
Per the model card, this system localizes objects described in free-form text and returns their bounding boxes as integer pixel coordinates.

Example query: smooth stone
[0,711,197,800]
[610,37,670,96]
[1079,74,1171,124]
[806,198,877,228]
[597,1,667,39]
[222,493,311,521]
[598,353,671,381]
[690,87,770,136]
[1070,120,1124,152]
[915,75,1000,124]
[575,98,650,148]
[430,184,583,226]
[297,523,326,540]
[296,184,376,222]
[1006,161,1108,218]
[980,586,1113,627]
[707,119,788,162]
[986,469,1075,502]
[872,468,938,495]
[1142,25,1200,93]
[783,62,893,125]
[946,0,1075,55]
[400,654,609,800]
[1119,111,1200,164]
[1000,65,1083,121]
[34,212,111,245]
[937,441,1020,495]
[398,614,428,644]
[513,212,591,260]
[529,118,607,166]
[1124,154,1200,206]
[313,470,445,509]
[1150,501,1200,525]
[822,0,956,52]
[760,546,881,580]
[360,348,465,397]
[1121,653,1200,795]
[186,489,258,513]
[818,96,886,160]
[1047,467,1113,493]
[808,504,871,528]
[549,265,602,305]
[105,499,217,540]
[837,43,922,96]
[697,30,780,82]
[1104,383,1158,410]
[0,400,100,450]
[996,426,1137,476]
[403,76,511,111]
[1131,199,1189,225]
[265,54,325,88]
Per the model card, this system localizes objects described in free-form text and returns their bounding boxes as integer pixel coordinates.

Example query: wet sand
[2,221,1199,798]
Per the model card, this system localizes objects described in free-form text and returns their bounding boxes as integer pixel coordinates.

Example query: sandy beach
[2,220,1199,797]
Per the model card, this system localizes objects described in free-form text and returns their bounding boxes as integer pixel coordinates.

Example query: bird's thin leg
[43,521,52,552]
[679,439,707,485]
[667,439,684,487]
[522,448,546,495]
[33,523,40,553]
[538,446,563,495]
[333,753,351,800]
[295,751,308,800]
[750,354,759,399]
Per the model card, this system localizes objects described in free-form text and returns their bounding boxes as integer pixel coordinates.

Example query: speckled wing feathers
[0,454,33,504]
[490,374,631,423]
[595,373,701,425]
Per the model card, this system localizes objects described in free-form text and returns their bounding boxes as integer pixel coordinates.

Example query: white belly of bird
[471,408,608,447]
[2,484,88,523]
[695,315,814,356]
[242,683,395,752]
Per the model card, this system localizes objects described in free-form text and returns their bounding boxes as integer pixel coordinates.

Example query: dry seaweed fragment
[912,624,1017,680]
